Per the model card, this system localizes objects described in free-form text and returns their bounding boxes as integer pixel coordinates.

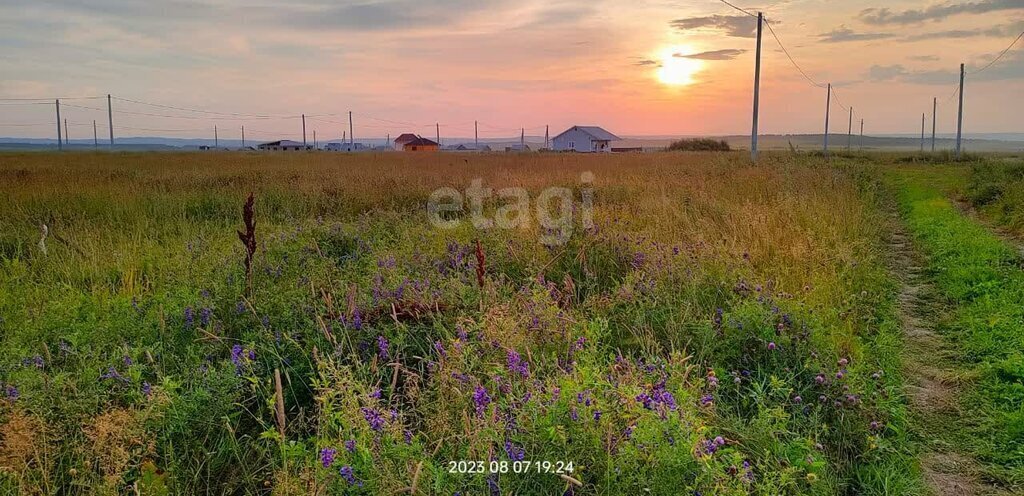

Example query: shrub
[667,138,731,152]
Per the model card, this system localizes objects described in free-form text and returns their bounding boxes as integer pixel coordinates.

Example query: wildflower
[184,307,195,328]
[344,439,356,452]
[352,310,363,330]
[569,407,579,421]
[369,388,382,399]
[700,394,714,406]
[319,448,337,468]
[3,385,18,400]
[506,350,529,378]
[815,373,826,384]
[767,341,777,351]
[793,395,802,403]
[593,410,602,421]
[836,370,845,379]
[504,440,526,461]
[236,301,247,315]
[361,408,385,431]
[230,344,246,373]
[200,307,212,327]
[404,430,413,445]
[457,325,468,341]
[141,382,152,397]
[486,474,500,496]
[871,371,882,380]
[434,341,446,358]
[838,358,849,366]
[122,355,133,366]
[473,385,491,417]
[339,466,362,487]
[869,421,883,431]
[100,367,129,383]
[377,335,390,360]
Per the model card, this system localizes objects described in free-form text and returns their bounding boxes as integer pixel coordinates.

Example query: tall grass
[0,151,916,494]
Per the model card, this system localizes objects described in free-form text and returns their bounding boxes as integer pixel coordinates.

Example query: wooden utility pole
[920,113,926,152]
[313,130,317,149]
[436,123,440,146]
[55,99,62,151]
[931,97,937,152]
[751,11,763,161]
[474,120,479,147]
[520,128,525,150]
[215,125,218,148]
[93,120,98,148]
[955,63,964,159]
[846,107,852,151]
[302,114,307,148]
[823,83,831,157]
[64,119,69,147]
[545,125,549,149]
[348,111,354,150]
[107,94,114,149]
[241,125,245,148]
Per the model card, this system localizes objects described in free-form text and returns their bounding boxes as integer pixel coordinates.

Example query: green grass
[0,151,920,495]
[889,165,1024,488]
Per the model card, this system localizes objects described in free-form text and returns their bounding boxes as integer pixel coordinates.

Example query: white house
[324,142,365,152]
[551,126,620,153]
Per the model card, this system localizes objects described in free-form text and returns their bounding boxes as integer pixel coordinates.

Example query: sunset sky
[1,0,1022,140]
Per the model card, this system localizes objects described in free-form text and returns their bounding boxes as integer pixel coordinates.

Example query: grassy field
[0,150,977,495]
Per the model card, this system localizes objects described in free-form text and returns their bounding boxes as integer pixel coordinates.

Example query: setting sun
[656,45,703,86]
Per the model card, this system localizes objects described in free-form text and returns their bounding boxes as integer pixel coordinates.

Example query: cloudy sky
[1,0,1022,140]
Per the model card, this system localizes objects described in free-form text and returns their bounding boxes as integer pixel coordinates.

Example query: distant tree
[666,138,731,152]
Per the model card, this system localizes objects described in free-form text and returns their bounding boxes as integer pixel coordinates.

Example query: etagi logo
[427,172,595,246]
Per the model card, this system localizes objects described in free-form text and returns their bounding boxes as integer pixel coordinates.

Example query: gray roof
[258,140,304,147]
[553,126,620,141]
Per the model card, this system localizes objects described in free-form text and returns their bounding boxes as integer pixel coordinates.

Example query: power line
[111,96,295,119]
[763,19,826,89]
[971,29,1024,75]
[717,0,757,18]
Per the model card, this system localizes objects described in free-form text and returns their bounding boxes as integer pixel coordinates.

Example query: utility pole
[751,11,763,162]
[215,125,218,148]
[436,123,440,146]
[931,97,937,152]
[920,113,926,153]
[241,125,245,148]
[545,125,550,149]
[64,119,69,147]
[93,120,98,148]
[520,127,525,151]
[860,119,864,151]
[302,114,307,148]
[55,99,62,151]
[314,130,317,150]
[956,63,965,159]
[107,94,114,149]
[475,120,479,147]
[846,107,852,151]
[348,111,354,150]
[823,83,831,157]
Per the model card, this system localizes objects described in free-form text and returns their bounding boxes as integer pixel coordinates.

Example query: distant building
[551,126,620,152]
[257,140,308,151]
[505,143,531,152]
[453,143,491,152]
[393,133,419,151]
[402,136,439,152]
[324,142,365,152]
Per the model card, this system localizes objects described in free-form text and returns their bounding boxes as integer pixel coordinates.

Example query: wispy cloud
[908,55,939,62]
[818,25,895,43]
[669,15,760,38]
[674,49,747,60]
[634,58,660,66]
[859,0,1024,25]
[904,20,1024,41]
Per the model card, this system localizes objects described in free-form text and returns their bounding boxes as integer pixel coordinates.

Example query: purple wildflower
[506,350,529,378]
[344,439,356,453]
[339,466,362,486]
[504,441,526,461]
[369,387,382,399]
[141,382,152,397]
[377,335,390,361]
[593,410,602,421]
[200,307,212,327]
[473,385,491,417]
[3,385,18,400]
[767,341,777,351]
[361,408,385,431]
[319,448,337,468]
[434,341,446,358]
[184,307,195,328]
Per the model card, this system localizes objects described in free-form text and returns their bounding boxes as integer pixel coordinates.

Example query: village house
[402,136,439,152]
[257,140,309,151]
[393,133,419,151]
[551,126,620,153]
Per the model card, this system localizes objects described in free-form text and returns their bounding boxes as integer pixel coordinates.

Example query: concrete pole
[107,94,114,149]
[520,128,525,151]
[93,120,98,148]
[302,114,307,148]
[931,97,937,152]
[847,107,852,151]
[921,113,926,153]
[313,130,317,149]
[545,125,549,149]
[64,119,69,146]
[823,83,831,157]
[860,119,864,151]
[475,120,478,147]
[956,63,964,159]
[751,11,763,161]
[436,123,440,146]
[241,125,245,148]
[55,99,62,151]
[349,111,354,150]
[215,125,218,148]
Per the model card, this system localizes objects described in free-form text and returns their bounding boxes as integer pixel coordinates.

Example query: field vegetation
[0,150,936,495]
